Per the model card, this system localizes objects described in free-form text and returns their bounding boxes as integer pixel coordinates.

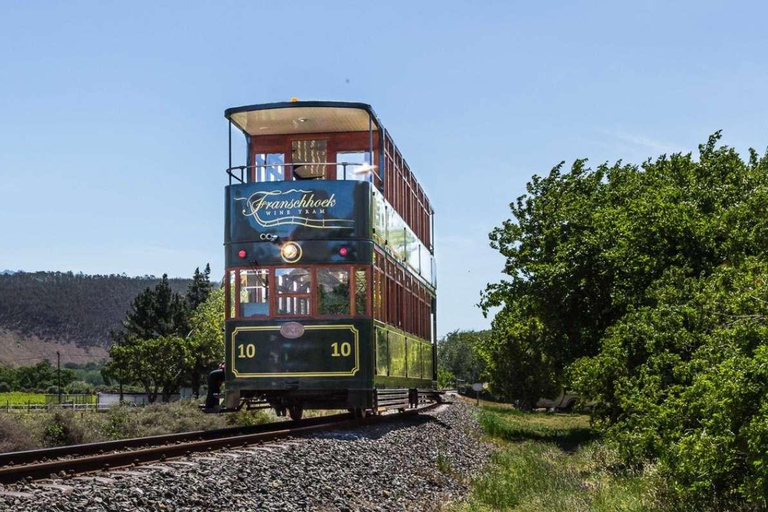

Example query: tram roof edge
[225,101,383,137]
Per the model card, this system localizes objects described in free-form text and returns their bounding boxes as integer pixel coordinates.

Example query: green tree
[437,330,488,386]
[14,361,75,391]
[108,335,191,403]
[479,306,558,410]
[186,264,212,312]
[112,274,188,343]
[484,132,768,505]
[186,288,225,397]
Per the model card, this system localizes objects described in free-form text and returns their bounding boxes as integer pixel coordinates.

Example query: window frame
[274,267,312,317]
[225,264,371,320]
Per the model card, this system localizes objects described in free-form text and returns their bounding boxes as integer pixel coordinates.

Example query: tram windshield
[228,265,369,319]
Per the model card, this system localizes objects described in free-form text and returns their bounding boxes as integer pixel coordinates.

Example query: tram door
[291,139,327,179]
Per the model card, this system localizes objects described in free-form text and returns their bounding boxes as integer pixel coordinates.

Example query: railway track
[0,403,439,484]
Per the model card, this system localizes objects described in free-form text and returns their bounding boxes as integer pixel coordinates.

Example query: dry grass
[0,401,278,452]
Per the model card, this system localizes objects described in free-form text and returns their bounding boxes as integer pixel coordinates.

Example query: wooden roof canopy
[225,101,381,136]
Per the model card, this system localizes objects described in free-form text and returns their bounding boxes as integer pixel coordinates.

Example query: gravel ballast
[0,401,490,511]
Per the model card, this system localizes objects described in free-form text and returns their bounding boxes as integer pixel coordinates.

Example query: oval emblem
[280,322,304,339]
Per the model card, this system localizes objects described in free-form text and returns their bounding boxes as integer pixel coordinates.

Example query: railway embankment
[0,401,490,511]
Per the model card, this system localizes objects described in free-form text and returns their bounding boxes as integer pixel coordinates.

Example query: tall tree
[186,264,212,312]
[112,274,189,343]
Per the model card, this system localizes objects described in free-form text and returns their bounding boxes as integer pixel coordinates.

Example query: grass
[455,404,664,511]
[0,392,48,405]
[0,392,97,406]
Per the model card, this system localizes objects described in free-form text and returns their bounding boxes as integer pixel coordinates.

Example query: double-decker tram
[219,100,437,419]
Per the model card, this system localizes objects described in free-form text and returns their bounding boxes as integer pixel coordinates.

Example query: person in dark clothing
[204,362,225,409]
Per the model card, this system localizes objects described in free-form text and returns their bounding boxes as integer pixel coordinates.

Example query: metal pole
[368,114,374,165]
[228,120,232,185]
[119,368,124,405]
[56,351,61,404]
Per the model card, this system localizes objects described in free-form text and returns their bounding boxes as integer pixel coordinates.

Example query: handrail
[225,161,374,184]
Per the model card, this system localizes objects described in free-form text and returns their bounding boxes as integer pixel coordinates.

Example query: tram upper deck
[225,101,434,254]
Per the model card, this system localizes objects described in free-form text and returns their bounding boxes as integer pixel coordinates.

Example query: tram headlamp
[238,250,247,259]
[338,247,349,257]
[280,242,302,263]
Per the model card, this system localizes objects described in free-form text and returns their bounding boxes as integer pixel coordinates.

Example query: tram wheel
[288,405,303,421]
[348,408,366,419]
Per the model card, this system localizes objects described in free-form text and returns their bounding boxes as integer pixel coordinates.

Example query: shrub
[41,411,86,447]
[64,380,93,394]
[0,414,37,452]
[572,261,768,508]
[0,382,10,393]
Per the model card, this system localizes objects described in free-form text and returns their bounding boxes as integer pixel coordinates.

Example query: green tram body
[222,102,437,415]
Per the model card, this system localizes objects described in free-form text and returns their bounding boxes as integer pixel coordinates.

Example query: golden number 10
[331,342,351,357]
[237,343,256,359]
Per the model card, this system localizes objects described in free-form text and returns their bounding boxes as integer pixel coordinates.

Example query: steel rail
[0,403,439,484]
[0,412,351,468]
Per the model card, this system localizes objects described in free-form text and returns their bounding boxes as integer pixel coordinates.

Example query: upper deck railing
[226,162,376,185]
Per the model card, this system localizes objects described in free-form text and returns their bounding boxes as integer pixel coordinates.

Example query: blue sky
[1,1,767,336]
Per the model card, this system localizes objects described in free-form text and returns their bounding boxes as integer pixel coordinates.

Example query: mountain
[0,272,192,366]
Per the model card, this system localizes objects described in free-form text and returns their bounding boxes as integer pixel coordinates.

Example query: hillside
[0,272,191,366]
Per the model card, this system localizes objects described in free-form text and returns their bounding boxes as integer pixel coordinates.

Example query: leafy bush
[42,411,86,447]
[483,132,768,506]
[0,382,10,393]
[571,261,768,508]
[64,380,93,394]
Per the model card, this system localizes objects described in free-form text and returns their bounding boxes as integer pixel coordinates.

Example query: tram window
[275,267,310,316]
[254,153,285,182]
[240,269,269,317]
[337,151,372,182]
[275,268,311,294]
[317,267,350,316]
[354,268,368,317]
[291,140,327,180]
[228,270,236,319]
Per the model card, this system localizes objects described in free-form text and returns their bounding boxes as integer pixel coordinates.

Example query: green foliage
[437,367,455,389]
[1,361,77,391]
[186,264,213,312]
[0,382,10,393]
[484,131,768,506]
[437,330,488,385]
[108,335,191,403]
[112,273,189,342]
[571,260,768,507]
[106,270,219,402]
[64,380,93,394]
[478,309,559,409]
[186,288,225,396]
